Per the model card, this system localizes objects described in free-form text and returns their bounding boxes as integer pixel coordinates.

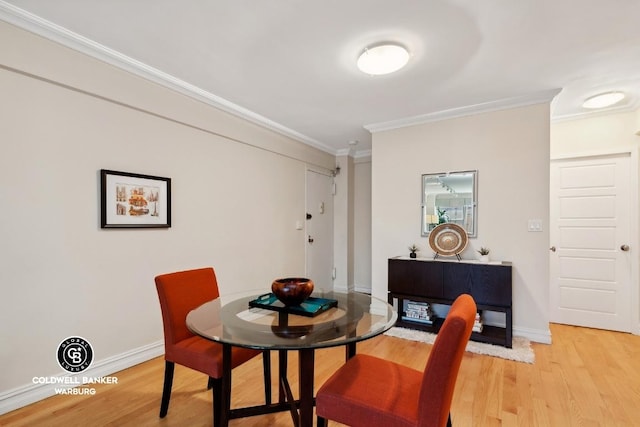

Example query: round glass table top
[186,290,397,351]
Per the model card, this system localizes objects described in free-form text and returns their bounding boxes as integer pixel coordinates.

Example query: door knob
[550,246,556,252]
[308,236,314,243]
[621,244,630,251]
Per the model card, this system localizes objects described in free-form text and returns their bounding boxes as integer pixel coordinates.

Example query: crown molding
[364,88,562,133]
[335,147,372,159]
[551,101,640,123]
[0,1,337,155]
[353,149,372,159]
[353,152,372,163]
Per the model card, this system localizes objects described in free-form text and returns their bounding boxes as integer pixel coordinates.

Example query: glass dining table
[186,290,397,427]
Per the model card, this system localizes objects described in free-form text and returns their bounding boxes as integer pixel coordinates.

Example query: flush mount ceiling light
[582,91,626,109]
[357,43,409,75]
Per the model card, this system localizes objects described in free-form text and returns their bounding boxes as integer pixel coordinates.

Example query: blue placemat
[248,293,338,317]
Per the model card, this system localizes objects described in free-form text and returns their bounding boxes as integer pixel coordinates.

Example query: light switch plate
[528,219,543,232]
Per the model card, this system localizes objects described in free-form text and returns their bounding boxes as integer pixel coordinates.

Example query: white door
[306,170,334,290]
[550,154,632,332]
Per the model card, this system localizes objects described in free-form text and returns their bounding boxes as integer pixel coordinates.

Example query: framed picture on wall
[100,169,171,228]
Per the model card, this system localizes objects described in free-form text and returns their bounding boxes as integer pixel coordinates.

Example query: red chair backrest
[155,267,220,347]
[418,294,476,427]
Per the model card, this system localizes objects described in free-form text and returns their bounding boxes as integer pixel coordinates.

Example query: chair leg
[211,377,222,427]
[317,416,328,427]
[447,412,452,427]
[159,361,175,418]
[262,350,272,404]
[207,376,214,390]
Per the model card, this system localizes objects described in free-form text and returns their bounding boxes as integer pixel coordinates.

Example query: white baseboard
[330,283,371,294]
[514,326,552,344]
[332,283,350,293]
[0,340,164,416]
[353,284,372,294]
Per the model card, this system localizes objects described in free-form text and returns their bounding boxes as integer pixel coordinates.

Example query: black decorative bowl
[271,277,314,306]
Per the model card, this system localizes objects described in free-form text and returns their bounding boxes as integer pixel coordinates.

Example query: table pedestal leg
[298,348,315,427]
[346,342,356,360]
[219,343,232,427]
[278,350,288,402]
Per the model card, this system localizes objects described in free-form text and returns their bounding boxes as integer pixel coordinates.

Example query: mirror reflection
[421,170,477,237]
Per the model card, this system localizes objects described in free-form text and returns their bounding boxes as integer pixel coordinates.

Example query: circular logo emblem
[57,337,93,373]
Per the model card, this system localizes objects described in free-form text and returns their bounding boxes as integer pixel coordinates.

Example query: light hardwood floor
[1,323,638,426]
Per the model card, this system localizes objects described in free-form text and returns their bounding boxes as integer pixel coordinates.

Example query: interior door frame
[305,166,335,290]
[551,145,639,335]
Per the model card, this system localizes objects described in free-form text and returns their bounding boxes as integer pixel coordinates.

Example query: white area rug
[384,327,535,364]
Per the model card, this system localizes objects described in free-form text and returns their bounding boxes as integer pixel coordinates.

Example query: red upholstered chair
[316,293,476,427]
[155,267,271,425]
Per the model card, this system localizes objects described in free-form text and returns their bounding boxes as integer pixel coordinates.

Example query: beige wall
[551,111,639,157]
[334,155,372,293]
[0,21,333,409]
[333,154,354,291]
[353,157,372,292]
[371,103,552,342]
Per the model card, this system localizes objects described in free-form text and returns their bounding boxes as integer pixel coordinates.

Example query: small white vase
[479,255,489,263]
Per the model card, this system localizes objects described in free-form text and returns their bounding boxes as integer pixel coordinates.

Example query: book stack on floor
[402,300,434,325]
[473,311,483,333]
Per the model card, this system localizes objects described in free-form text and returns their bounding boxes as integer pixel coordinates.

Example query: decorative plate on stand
[429,223,468,259]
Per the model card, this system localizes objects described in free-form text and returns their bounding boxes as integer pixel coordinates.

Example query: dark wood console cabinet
[388,257,513,348]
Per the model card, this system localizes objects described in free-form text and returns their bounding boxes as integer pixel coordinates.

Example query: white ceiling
[3,0,640,155]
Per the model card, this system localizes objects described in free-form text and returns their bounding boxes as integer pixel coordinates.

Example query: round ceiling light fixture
[582,91,626,109]
[357,43,410,75]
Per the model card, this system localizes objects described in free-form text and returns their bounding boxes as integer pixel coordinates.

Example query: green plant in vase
[477,247,490,262]
[408,244,419,258]
[437,207,449,224]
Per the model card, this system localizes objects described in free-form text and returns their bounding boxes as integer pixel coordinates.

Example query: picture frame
[100,169,171,229]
